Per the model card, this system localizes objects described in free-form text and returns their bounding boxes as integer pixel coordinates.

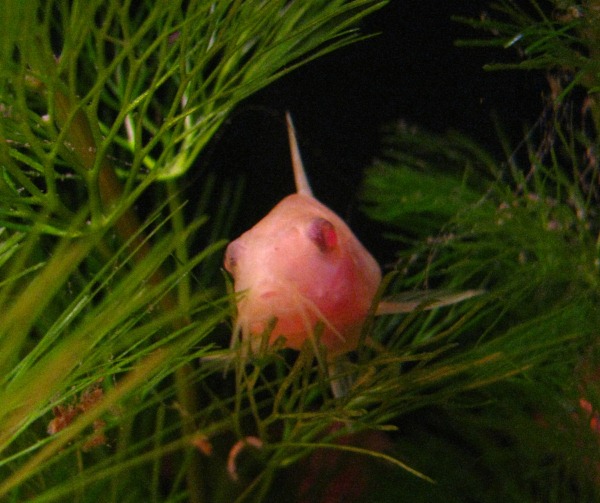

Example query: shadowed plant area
[2,0,600,502]
[359,1,600,501]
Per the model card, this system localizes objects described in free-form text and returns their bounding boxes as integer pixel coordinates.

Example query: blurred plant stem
[579,1,600,130]
[52,68,208,502]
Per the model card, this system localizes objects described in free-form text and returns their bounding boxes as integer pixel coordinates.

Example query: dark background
[204,0,548,264]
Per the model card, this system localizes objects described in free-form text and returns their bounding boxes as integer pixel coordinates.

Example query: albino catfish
[223,113,481,362]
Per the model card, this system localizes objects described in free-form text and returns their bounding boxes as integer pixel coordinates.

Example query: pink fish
[224,114,381,357]
[224,114,482,359]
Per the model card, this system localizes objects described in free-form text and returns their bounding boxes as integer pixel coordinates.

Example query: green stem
[53,86,206,503]
[167,180,206,503]
[580,2,600,137]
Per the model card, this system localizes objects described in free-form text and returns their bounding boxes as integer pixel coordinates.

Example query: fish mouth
[259,291,278,300]
[244,288,302,320]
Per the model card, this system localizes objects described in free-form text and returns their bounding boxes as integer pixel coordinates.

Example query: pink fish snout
[223,239,243,277]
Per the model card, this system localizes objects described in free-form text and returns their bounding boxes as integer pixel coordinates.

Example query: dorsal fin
[285,112,313,197]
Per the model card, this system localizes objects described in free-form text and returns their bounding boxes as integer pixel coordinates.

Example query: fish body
[224,114,381,356]
[224,192,381,355]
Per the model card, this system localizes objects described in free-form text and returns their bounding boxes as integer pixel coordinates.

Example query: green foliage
[0,1,391,502]
[362,126,493,239]
[455,1,600,105]
[358,1,600,500]
[0,0,384,235]
[3,0,600,501]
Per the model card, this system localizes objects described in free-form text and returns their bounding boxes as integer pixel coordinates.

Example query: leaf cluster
[0,0,384,235]
[5,0,600,501]
[0,1,389,502]
[357,2,600,500]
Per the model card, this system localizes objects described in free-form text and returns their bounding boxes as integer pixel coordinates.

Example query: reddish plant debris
[191,434,214,457]
[47,380,107,450]
[227,436,263,482]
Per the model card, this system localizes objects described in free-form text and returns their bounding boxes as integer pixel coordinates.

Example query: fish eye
[307,217,337,252]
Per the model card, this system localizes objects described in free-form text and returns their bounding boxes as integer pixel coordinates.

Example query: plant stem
[580,1,600,136]
[53,88,206,503]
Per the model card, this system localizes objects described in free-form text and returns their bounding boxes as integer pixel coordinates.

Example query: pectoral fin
[376,289,484,316]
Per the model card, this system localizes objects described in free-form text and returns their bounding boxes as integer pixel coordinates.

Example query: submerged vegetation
[0,0,599,502]
[361,1,600,500]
